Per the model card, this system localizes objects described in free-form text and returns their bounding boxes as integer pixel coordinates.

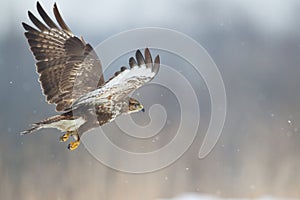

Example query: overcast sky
[1,1,300,199]
[1,0,299,41]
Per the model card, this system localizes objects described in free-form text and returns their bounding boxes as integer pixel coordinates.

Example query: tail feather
[20,123,42,135]
[21,111,76,135]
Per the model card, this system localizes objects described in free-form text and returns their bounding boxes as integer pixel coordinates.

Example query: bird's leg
[59,131,72,142]
[67,131,81,150]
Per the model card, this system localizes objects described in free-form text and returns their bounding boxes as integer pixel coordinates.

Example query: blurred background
[1,0,300,199]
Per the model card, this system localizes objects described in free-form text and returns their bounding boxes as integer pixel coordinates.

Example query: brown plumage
[23,2,104,112]
[21,2,160,150]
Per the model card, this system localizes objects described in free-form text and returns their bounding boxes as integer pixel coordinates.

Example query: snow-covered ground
[158,193,298,200]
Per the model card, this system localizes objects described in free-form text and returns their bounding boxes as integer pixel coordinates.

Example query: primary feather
[21,2,160,150]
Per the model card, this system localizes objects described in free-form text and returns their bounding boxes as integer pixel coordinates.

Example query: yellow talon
[67,141,80,150]
[60,132,71,142]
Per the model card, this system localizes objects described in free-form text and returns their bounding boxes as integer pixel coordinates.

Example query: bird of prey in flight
[21,2,160,150]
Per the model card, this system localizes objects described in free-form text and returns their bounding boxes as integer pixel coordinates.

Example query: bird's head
[128,97,145,113]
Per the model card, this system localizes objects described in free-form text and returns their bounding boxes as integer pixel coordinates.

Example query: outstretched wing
[22,2,104,111]
[73,48,160,108]
[104,48,160,100]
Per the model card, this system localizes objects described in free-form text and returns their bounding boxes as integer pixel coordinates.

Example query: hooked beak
[138,104,145,112]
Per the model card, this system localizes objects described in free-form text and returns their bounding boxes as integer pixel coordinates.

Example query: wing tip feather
[36,1,59,29]
[53,2,72,34]
[153,55,160,74]
[135,49,145,66]
[129,57,137,68]
[36,1,42,9]
[144,48,153,68]
[22,22,35,32]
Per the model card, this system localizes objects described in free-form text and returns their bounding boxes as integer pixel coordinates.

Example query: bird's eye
[135,104,139,108]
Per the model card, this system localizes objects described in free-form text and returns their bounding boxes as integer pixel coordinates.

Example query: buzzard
[21,2,160,150]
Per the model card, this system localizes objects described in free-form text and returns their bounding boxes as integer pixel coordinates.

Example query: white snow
[158,193,298,200]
